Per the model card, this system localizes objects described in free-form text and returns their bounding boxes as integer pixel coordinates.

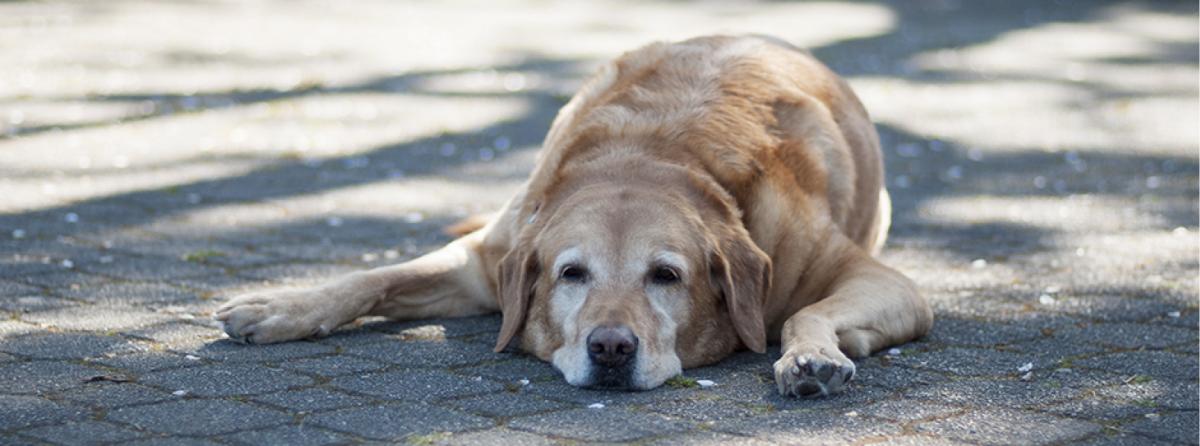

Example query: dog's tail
[443,212,497,238]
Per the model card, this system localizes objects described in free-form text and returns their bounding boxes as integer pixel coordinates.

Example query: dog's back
[533,35,886,251]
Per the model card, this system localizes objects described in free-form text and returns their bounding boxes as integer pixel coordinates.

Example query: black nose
[587,325,638,368]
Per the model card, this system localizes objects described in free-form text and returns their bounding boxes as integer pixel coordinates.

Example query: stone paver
[0,395,88,431]
[1123,411,1200,445]
[251,388,372,412]
[444,391,572,418]
[0,361,106,395]
[219,425,353,446]
[0,0,1195,444]
[107,399,291,436]
[712,410,903,445]
[19,420,146,445]
[916,409,1102,445]
[1074,350,1199,381]
[329,369,504,401]
[0,332,138,360]
[275,354,388,377]
[138,363,314,397]
[308,403,492,441]
[510,408,692,442]
[60,382,175,409]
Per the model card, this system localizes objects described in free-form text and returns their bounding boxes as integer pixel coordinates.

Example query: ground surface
[0,1,1197,445]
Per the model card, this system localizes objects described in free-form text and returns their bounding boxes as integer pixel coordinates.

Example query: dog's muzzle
[585,325,638,388]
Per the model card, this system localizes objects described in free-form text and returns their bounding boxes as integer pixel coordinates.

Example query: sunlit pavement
[0,1,1196,444]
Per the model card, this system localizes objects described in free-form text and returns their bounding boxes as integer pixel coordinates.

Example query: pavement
[0,0,1196,445]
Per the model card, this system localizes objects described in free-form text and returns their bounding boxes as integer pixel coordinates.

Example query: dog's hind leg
[772,236,932,398]
[214,227,500,344]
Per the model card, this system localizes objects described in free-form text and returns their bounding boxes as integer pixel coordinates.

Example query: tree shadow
[876,122,1199,261]
[0,56,585,238]
[811,0,1197,78]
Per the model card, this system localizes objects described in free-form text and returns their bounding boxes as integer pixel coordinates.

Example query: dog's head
[493,170,770,390]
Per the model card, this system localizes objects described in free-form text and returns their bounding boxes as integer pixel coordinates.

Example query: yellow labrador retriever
[215,35,932,398]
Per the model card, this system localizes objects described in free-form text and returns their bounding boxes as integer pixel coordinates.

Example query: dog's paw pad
[774,347,855,398]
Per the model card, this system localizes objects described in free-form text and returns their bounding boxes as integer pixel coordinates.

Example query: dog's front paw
[774,344,856,398]
[213,289,336,344]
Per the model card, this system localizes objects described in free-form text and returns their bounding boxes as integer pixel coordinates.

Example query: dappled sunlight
[917,195,1187,232]
[0,1,894,98]
[0,94,531,212]
[137,176,525,239]
[850,2,1197,155]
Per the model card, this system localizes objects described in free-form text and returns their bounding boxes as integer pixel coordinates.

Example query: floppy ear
[710,229,772,353]
[494,247,539,352]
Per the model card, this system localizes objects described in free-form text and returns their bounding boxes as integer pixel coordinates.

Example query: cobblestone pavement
[1,1,1197,445]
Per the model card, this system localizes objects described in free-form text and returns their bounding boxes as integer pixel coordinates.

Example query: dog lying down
[216,34,933,398]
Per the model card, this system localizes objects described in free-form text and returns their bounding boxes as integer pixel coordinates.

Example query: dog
[215,35,933,398]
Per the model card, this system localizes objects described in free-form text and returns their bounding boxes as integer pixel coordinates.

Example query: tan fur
[215,35,932,396]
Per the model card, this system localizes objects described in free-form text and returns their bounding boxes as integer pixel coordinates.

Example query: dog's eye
[650,266,680,285]
[560,265,588,283]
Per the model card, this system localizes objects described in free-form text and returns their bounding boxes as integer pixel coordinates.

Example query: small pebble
[844,411,858,417]
[383,249,399,260]
[518,379,530,386]
[1166,311,1181,318]
[185,355,200,361]
[11,229,25,239]
[1038,294,1056,305]
[404,212,424,224]
[1020,372,1034,381]
[64,212,79,223]
[60,259,74,269]
[587,403,605,409]
[1018,362,1034,373]
[471,376,483,382]
[172,390,188,396]
[696,379,715,389]
[361,253,379,262]
[326,217,343,227]
[970,259,987,269]
[1144,413,1160,419]
[887,348,902,356]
